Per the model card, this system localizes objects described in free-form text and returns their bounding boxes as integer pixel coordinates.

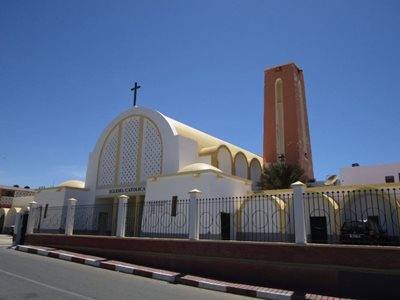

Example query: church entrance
[125,195,145,237]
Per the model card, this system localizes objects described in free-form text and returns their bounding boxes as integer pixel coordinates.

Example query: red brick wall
[263,63,314,179]
[25,234,400,298]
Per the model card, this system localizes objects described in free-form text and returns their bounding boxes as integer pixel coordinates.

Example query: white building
[340,163,400,186]
[84,107,263,204]
[31,107,263,235]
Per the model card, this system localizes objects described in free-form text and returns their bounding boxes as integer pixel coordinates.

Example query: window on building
[385,175,395,183]
[3,190,15,197]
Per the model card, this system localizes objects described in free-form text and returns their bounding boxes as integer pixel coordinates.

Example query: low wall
[25,234,400,299]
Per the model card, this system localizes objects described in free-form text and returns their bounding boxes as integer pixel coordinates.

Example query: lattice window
[118,117,141,185]
[97,126,119,187]
[141,120,162,181]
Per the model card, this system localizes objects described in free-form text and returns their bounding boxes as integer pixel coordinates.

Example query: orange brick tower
[263,63,314,180]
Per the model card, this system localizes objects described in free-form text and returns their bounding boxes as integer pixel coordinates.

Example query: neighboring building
[0,185,36,233]
[0,185,35,208]
[263,63,314,180]
[340,163,400,186]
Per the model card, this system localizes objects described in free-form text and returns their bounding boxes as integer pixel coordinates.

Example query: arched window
[97,116,162,188]
[250,159,262,190]
[234,152,248,178]
[217,146,232,175]
[275,78,285,160]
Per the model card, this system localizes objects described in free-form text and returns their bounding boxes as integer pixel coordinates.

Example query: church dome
[179,163,222,173]
[57,180,85,189]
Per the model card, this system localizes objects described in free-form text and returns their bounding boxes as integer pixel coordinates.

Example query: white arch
[86,107,181,193]
[217,145,232,175]
[4,207,21,229]
[250,158,262,190]
[234,152,248,179]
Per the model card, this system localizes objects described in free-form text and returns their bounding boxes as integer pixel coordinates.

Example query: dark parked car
[340,220,388,244]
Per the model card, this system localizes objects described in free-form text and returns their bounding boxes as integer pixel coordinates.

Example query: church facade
[30,107,264,236]
[26,63,400,245]
[84,107,263,205]
[33,106,263,209]
[31,63,313,236]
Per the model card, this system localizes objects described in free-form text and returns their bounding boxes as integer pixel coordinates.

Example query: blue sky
[0,0,399,188]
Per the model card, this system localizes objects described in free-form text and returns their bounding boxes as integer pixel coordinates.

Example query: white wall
[142,170,251,237]
[33,188,89,207]
[145,171,251,201]
[340,163,400,185]
[198,156,212,165]
[177,136,198,170]
[34,189,67,207]
[65,189,90,205]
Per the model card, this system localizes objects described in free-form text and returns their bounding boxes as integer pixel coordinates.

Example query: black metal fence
[31,187,400,246]
[33,205,66,234]
[68,200,190,239]
[140,199,189,239]
[198,194,294,242]
[304,188,400,245]
[73,203,116,236]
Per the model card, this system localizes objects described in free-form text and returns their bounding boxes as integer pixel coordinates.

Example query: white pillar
[26,201,37,234]
[189,189,201,240]
[116,195,129,238]
[65,198,77,236]
[291,181,307,244]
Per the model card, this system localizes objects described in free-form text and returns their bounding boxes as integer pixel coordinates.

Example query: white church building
[34,106,263,209]
[27,64,400,243]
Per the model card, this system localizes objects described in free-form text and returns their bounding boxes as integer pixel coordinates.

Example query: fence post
[291,181,307,244]
[189,189,201,240]
[13,212,22,245]
[26,201,37,234]
[65,198,77,236]
[14,212,21,236]
[116,195,129,238]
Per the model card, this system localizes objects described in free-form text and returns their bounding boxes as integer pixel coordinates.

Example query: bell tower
[263,63,314,180]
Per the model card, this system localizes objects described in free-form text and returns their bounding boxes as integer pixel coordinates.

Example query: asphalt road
[0,235,252,300]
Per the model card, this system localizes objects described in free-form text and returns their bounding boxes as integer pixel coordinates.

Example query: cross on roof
[131,82,141,107]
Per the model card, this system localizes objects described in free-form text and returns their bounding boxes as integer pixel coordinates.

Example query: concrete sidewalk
[0,234,13,248]
[14,245,353,300]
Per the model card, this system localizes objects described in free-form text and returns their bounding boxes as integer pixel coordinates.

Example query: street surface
[0,235,252,300]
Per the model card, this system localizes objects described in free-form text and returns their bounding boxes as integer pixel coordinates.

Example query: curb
[15,245,350,300]
[16,245,107,267]
[99,260,180,283]
[15,245,179,283]
[178,275,294,300]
